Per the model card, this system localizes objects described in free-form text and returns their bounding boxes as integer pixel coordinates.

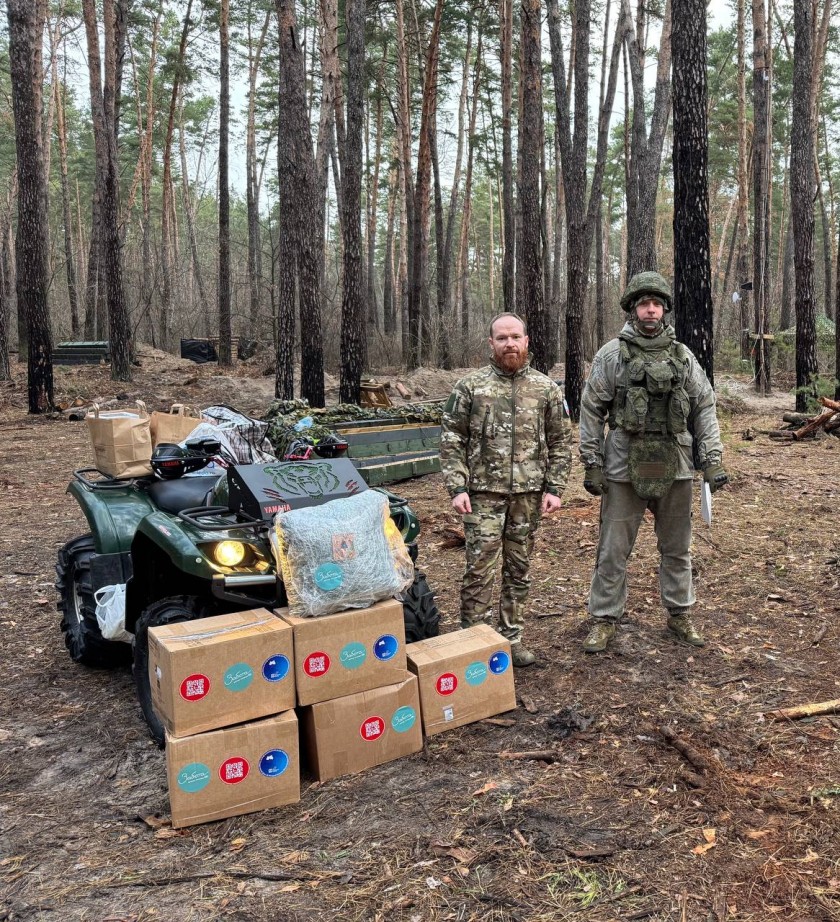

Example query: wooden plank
[340,425,440,446]
[346,437,440,459]
[355,454,441,486]
[351,449,439,469]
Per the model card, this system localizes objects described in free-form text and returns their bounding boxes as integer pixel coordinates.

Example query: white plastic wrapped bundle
[270,490,414,617]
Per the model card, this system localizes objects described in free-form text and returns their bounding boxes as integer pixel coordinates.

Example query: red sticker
[436,673,458,696]
[303,651,331,677]
[360,716,385,741]
[179,673,210,701]
[219,757,250,784]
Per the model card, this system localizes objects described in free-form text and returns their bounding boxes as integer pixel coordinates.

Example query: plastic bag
[94,584,133,643]
[270,490,414,617]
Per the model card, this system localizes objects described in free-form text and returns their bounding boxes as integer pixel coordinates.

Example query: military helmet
[620,271,673,314]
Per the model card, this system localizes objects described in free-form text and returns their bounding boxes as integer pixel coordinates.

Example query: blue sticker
[262,654,290,683]
[177,762,211,793]
[340,642,367,670]
[391,706,417,733]
[488,651,511,675]
[224,663,254,692]
[314,563,343,591]
[259,749,290,777]
[373,634,399,661]
[465,661,488,686]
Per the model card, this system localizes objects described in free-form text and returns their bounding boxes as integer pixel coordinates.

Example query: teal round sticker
[465,661,488,686]
[391,706,417,733]
[340,642,367,670]
[177,762,211,793]
[224,663,254,692]
[314,563,343,591]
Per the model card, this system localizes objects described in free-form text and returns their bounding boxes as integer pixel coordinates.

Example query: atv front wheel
[133,596,210,746]
[402,571,441,643]
[56,535,131,668]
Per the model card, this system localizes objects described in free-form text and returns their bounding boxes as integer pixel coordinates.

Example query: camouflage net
[263,398,443,460]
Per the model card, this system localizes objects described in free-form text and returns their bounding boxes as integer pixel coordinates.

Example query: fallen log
[768,430,795,441]
[658,725,722,775]
[498,749,560,763]
[766,698,840,721]
[782,412,811,425]
[793,409,836,439]
[819,397,840,412]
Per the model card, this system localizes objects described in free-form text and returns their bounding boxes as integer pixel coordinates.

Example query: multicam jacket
[578,322,724,481]
[440,357,572,497]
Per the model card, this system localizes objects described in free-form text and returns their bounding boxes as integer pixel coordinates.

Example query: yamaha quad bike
[56,437,440,745]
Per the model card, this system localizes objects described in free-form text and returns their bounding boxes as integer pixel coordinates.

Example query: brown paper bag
[150,403,206,447]
[86,401,153,478]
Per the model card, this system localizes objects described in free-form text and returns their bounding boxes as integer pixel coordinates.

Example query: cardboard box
[149,609,295,737]
[406,625,517,736]
[299,674,422,782]
[166,711,300,828]
[277,599,407,706]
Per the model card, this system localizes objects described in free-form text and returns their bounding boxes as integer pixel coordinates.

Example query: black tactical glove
[583,467,609,497]
[703,461,729,493]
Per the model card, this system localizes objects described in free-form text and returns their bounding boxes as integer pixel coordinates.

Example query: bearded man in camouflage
[440,313,572,667]
[579,271,729,654]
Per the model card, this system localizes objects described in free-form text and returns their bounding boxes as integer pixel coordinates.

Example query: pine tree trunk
[752,0,772,392]
[520,0,548,371]
[7,0,53,411]
[247,9,269,341]
[338,0,367,404]
[500,0,515,313]
[218,0,232,367]
[672,0,714,383]
[791,0,817,410]
[55,54,79,339]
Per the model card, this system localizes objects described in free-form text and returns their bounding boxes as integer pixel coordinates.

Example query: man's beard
[497,348,528,371]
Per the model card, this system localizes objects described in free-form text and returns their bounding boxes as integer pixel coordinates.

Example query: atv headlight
[213,540,247,567]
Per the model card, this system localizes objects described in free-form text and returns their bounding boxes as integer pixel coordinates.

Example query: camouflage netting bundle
[270,490,414,617]
[264,399,444,460]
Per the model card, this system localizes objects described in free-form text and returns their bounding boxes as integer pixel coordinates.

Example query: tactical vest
[609,338,691,436]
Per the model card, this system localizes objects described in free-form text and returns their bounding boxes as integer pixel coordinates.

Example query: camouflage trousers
[588,479,695,621]
[461,491,543,644]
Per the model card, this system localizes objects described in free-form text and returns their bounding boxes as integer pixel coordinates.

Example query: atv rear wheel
[133,596,210,746]
[56,535,131,668]
[401,571,440,643]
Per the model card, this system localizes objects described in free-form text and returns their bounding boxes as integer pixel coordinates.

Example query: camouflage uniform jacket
[578,322,723,482]
[440,357,572,497]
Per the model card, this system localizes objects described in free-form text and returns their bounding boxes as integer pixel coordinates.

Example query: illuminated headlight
[213,541,247,567]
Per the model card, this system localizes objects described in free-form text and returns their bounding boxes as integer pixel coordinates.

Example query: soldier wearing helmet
[578,271,728,653]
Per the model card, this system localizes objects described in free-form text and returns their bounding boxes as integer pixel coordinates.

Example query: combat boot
[667,612,705,647]
[582,620,616,653]
[511,644,537,668]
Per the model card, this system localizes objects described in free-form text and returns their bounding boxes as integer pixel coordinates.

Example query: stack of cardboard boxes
[278,599,424,782]
[149,609,300,828]
[148,603,518,828]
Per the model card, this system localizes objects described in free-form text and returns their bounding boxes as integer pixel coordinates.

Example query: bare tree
[338,0,367,404]
[752,0,772,393]
[790,0,817,410]
[548,0,627,419]
[7,0,54,411]
[218,0,232,367]
[622,0,672,277]
[500,0,515,312]
[671,0,713,382]
[519,0,548,371]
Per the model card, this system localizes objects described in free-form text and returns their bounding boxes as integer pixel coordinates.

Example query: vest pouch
[628,434,679,500]
[627,356,646,382]
[620,387,648,434]
[644,360,675,396]
[667,386,690,434]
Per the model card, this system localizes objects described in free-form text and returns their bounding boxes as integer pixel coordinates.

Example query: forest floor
[1,348,839,922]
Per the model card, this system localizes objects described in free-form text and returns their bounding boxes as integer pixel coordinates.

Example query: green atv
[56,438,440,745]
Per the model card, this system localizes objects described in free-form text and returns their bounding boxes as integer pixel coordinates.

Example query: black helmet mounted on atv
[619,271,673,315]
[313,433,349,458]
[150,437,222,479]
